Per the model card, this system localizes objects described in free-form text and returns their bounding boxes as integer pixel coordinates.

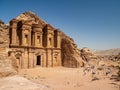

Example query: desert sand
[1,67,119,90]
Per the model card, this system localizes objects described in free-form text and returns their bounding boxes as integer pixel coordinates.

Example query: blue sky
[0,0,120,50]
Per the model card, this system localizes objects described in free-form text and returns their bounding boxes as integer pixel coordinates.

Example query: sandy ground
[16,67,119,90]
[0,67,119,90]
[0,75,52,90]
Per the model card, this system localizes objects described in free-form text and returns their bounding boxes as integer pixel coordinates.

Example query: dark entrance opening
[36,55,41,66]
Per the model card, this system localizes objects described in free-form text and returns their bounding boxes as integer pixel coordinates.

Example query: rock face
[0,21,16,77]
[61,32,84,67]
[16,11,46,26]
[81,47,97,62]
[0,21,9,47]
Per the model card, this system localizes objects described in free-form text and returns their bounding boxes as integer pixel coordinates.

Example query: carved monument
[9,17,61,69]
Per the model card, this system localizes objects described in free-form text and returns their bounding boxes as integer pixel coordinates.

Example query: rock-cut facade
[9,13,61,69]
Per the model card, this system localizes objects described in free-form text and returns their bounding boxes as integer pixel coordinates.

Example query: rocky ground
[0,67,119,90]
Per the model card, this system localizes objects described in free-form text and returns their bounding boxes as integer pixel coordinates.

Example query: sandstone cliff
[16,11,46,27]
[0,20,16,77]
[61,32,84,67]
[0,20,9,47]
[80,47,98,61]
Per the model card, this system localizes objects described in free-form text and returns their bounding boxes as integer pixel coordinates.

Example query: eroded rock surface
[0,20,16,77]
[61,32,84,67]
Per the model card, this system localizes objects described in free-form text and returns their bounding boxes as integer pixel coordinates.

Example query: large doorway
[36,55,41,66]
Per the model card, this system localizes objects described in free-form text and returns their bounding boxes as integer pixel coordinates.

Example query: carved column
[40,32,43,47]
[34,32,37,46]
[28,28,31,46]
[10,19,18,45]
[31,31,35,46]
[54,30,61,48]
[21,30,24,46]
[46,24,54,48]
[32,24,43,47]
[21,21,31,46]
[57,30,61,48]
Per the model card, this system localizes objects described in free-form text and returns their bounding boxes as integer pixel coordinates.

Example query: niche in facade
[25,34,28,44]
[37,36,41,44]
[49,38,52,46]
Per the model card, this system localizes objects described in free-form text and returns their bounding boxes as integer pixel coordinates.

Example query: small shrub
[116,66,120,79]
[91,77,99,81]
[110,65,115,68]
[97,67,103,70]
